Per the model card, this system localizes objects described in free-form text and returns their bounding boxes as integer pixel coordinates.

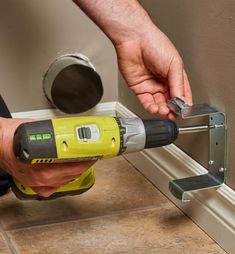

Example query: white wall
[0,0,118,112]
[119,0,235,189]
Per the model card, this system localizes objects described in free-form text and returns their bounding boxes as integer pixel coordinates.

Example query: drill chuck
[143,119,178,148]
[118,118,178,153]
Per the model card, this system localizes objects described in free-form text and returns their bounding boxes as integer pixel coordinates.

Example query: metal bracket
[168,97,226,202]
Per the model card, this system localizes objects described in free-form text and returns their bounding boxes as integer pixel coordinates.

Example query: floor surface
[0,157,226,254]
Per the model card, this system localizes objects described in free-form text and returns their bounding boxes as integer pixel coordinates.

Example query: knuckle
[39,192,51,198]
[35,190,49,197]
[20,176,38,187]
[38,171,54,185]
[174,57,183,68]
[32,187,55,197]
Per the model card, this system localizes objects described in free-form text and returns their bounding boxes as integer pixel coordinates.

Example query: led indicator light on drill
[29,133,52,141]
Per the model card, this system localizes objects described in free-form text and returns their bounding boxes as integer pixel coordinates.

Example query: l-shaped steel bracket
[168,98,227,202]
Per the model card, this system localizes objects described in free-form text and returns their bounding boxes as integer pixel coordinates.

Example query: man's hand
[74,0,193,118]
[115,26,192,119]
[0,117,95,197]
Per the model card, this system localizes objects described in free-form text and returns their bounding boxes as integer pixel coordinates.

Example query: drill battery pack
[9,166,95,200]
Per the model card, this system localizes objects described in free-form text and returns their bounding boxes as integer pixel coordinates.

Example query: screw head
[209,160,214,165]
[219,168,225,173]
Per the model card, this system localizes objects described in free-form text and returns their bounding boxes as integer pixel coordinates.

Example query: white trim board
[12,101,117,119]
[116,102,235,254]
[12,101,235,253]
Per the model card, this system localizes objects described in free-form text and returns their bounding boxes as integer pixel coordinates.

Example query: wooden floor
[0,157,226,254]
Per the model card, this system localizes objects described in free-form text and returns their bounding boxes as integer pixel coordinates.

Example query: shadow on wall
[139,0,235,188]
[140,0,235,108]
[0,0,55,71]
[0,0,55,108]
[0,0,118,112]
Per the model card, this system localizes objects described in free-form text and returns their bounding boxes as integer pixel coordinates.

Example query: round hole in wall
[43,54,103,114]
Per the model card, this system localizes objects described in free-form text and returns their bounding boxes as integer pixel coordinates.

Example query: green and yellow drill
[12,116,178,200]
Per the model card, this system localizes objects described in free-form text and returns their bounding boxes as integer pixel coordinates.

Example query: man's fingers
[168,57,184,99]
[137,93,159,114]
[31,172,88,197]
[167,112,177,120]
[31,187,59,197]
[183,70,193,105]
[168,59,193,112]
[28,160,96,186]
[153,92,169,115]
[49,160,95,179]
[137,92,171,116]
[130,78,166,94]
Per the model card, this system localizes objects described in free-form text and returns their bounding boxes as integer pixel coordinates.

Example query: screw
[219,168,225,173]
[209,160,214,165]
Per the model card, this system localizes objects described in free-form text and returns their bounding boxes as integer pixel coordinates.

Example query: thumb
[168,57,184,100]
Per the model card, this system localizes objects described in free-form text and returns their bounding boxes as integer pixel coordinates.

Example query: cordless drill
[12,116,178,200]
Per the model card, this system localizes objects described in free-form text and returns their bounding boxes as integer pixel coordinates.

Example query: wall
[119,0,235,189]
[0,0,118,112]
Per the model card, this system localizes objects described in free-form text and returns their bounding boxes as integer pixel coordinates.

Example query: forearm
[0,117,18,172]
[73,0,155,45]
[0,118,9,170]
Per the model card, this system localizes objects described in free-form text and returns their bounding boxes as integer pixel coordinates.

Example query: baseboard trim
[116,102,235,254]
[12,101,117,119]
[12,101,235,253]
